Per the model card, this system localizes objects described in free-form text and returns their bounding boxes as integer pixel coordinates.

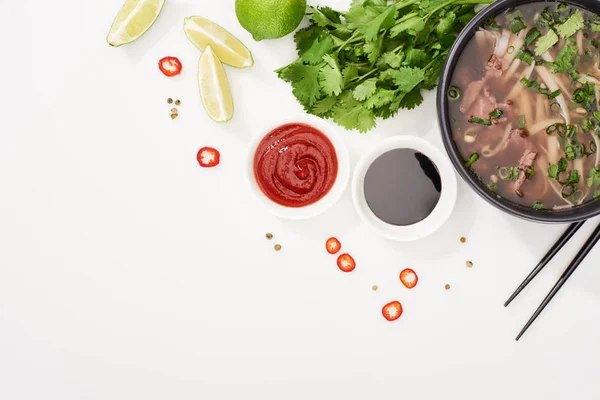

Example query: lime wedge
[106,0,165,47]
[184,16,253,68]
[198,46,234,122]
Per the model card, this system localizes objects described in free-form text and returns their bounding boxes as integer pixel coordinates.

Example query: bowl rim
[245,114,350,220]
[351,136,458,241]
[437,0,600,223]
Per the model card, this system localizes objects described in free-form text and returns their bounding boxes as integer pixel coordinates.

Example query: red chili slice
[337,253,355,272]
[382,301,403,321]
[197,147,220,168]
[399,268,418,289]
[158,56,182,77]
[325,237,341,255]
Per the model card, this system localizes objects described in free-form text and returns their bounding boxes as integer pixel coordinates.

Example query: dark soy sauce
[364,149,442,226]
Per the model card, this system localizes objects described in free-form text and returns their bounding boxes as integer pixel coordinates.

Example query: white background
[3,0,600,398]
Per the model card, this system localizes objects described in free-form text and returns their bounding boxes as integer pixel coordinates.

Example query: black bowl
[437,0,600,223]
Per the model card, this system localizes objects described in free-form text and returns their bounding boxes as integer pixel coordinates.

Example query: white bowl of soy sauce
[352,136,458,241]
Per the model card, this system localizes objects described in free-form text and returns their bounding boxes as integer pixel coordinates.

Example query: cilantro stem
[336,31,361,54]
[392,0,420,11]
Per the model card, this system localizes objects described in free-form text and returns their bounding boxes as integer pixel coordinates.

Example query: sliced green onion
[548,164,559,179]
[448,86,461,100]
[525,166,535,180]
[550,102,561,113]
[518,115,526,129]
[525,27,541,47]
[489,108,503,119]
[566,125,577,138]
[572,189,585,203]
[558,158,568,172]
[532,201,544,210]
[498,166,518,180]
[469,116,492,125]
[465,152,479,168]
[546,123,567,136]
[561,183,576,198]
[548,89,562,99]
[507,46,515,54]
[568,170,581,184]
[565,145,576,160]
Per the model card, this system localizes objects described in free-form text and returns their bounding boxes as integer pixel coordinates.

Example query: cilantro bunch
[276,0,492,132]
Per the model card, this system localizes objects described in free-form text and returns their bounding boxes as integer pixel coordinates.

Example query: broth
[448,2,600,210]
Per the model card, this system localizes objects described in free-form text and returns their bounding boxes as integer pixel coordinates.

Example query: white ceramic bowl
[246,115,350,220]
[352,136,457,241]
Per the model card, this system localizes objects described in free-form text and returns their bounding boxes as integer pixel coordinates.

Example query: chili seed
[167,98,173,104]
[445,284,451,290]
[372,285,378,291]
[466,261,473,268]
[175,99,181,106]
[274,244,282,251]
[265,233,273,240]
[171,113,178,119]
[170,108,178,113]
[460,237,467,243]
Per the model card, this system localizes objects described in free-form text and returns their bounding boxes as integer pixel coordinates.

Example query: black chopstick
[515,221,600,341]
[504,221,586,307]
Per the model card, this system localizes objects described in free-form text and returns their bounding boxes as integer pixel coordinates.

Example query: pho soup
[448,2,600,210]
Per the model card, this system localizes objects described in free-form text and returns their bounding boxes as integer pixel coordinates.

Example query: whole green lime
[235,0,306,41]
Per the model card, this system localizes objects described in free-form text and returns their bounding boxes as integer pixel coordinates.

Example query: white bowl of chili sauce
[246,115,350,219]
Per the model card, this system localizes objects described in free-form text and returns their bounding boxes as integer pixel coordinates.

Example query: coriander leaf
[353,78,378,101]
[556,9,584,38]
[535,29,559,56]
[276,61,322,106]
[404,48,428,68]
[436,11,456,35]
[301,34,334,64]
[359,6,397,41]
[595,190,600,200]
[532,201,544,210]
[394,67,425,93]
[364,35,384,64]
[309,6,342,27]
[398,87,423,110]
[332,92,376,133]
[294,26,325,56]
[319,54,344,96]
[345,4,380,28]
[593,111,600,124]
[312,96,339,116]
[379,68,401,82]
[587,167,600,187]
[422,59,444,90]
[390,15,425,37]
[378,51,404,68]
[342,66,359,84]
[551,43,578,73]
[365,88,396,109]
[592,22,600,33]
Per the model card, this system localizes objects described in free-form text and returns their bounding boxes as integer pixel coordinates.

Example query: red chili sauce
[254,123,338,208]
